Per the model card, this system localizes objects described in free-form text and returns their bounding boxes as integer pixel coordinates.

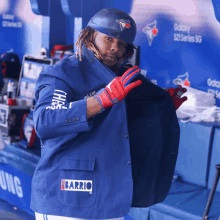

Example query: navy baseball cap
[87,8,137,48]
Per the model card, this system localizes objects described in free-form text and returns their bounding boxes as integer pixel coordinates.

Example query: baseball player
[31,8,187,220]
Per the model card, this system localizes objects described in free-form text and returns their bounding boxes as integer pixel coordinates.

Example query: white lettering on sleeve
[46,90,68,110]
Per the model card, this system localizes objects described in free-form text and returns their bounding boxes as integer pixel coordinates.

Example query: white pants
[35,212,125,220]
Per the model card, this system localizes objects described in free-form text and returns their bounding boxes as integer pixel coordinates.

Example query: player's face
[93,31,127,68]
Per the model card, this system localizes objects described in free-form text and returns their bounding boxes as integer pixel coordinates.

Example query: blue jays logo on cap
[116,19,131,31]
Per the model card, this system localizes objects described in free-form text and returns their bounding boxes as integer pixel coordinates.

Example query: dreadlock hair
[75,26,135,63]
[75,26,96,61]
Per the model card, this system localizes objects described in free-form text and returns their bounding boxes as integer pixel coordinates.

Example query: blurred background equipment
[176,86,220,123]
[19,101,41,149]
[50,44,74,63]
[0,52,21,80]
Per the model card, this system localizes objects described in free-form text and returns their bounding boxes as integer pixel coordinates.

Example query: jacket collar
[81,44,129,76]
[81,44,96,64]
[81,44,117,84]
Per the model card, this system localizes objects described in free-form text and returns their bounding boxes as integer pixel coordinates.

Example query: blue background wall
[1,0,220,105]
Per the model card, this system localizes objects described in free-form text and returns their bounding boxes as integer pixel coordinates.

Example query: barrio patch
[61,179,93,194]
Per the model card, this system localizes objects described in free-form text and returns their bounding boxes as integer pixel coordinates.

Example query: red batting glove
[94,66,143,111]
[166,85,188,110]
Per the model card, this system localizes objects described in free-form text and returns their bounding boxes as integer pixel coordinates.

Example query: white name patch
[61,179,93,193]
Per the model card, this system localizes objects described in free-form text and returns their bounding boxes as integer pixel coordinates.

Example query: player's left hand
[166,85,188,110]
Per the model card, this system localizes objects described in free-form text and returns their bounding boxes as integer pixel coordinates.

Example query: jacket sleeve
[33,73,94,140]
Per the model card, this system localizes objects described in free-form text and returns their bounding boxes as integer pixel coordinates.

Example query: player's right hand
[94,66,142,111]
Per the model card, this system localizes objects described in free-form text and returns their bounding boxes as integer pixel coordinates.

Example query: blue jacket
[30,45,180,219]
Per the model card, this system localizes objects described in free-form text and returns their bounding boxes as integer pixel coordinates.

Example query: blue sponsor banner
[129,0,220,106]
[0,163,34,216]
[0,0,44,62]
